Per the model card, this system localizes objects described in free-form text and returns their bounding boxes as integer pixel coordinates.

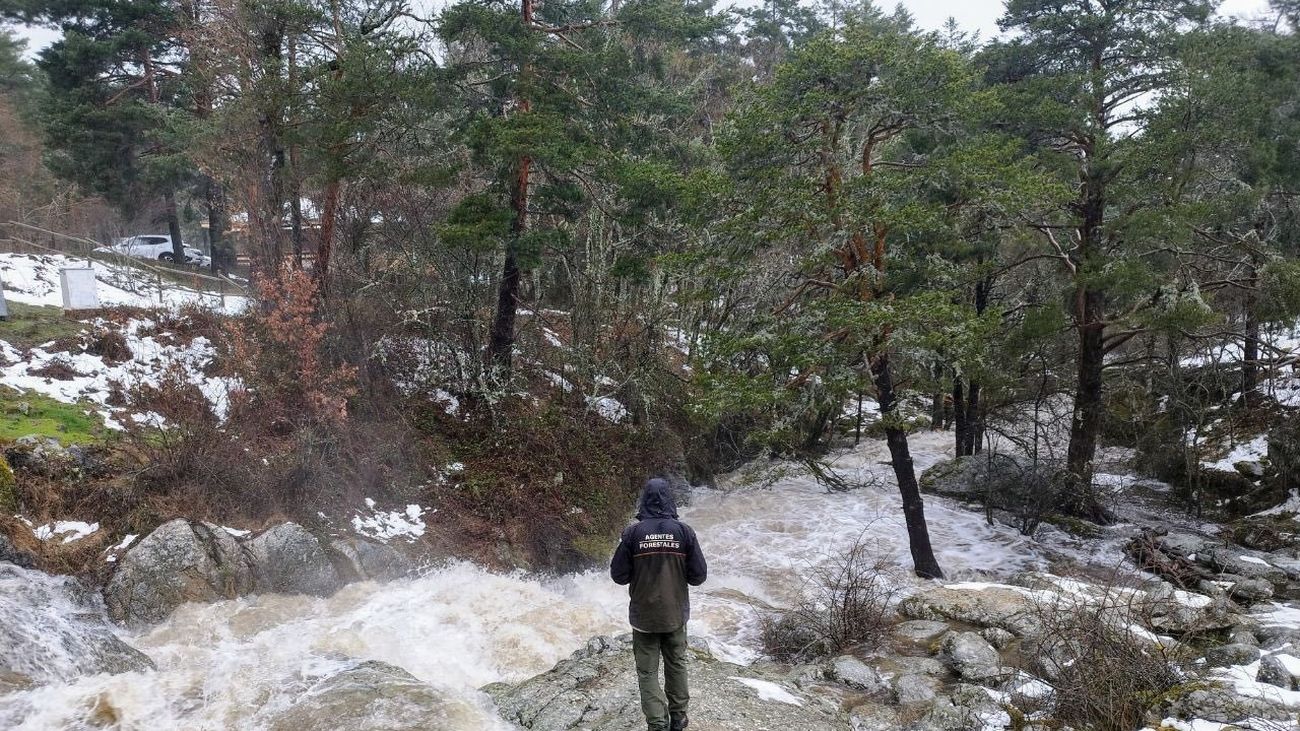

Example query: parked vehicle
[110,235,211,267]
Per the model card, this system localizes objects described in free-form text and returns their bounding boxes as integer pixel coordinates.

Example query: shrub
[227,264,356,429]
[1026,576,1202,731]
[86,327,131,363]
[760,534,899,663]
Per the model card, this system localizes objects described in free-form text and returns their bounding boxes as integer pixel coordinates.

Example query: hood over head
[636,477,678,520]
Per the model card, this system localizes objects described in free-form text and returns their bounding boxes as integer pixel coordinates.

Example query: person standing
[610,477,708,731]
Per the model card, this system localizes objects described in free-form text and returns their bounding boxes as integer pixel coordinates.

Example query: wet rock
[830,656,885,693]
[328,536,414,582]
[103,519,255,627]
[266,661,456,731]
[891,620,951,645]
[1229,627,1260,646]
[900,584,1039,637]
[0,533,35,569]
[1226,576,1275,604]
[1203,546,1288,583]
[938,631,1002,682]
[1168,687,1295,723]
[249,523,341,596]
[1204,643,1259,667]
[485,634,849,730]
[1,563,153,684]
[1235,460,1265,479]
[979,627,1016,650]
[848,703,899,730]
[909,684,1009,731]
[876,655,947,678]
[1129,529,1300,601]
[920,455,1098,527]
[893,674,941,705]
[1257,654,1295,690]
[1257,624,1300,650]
[1144,583,1239,634]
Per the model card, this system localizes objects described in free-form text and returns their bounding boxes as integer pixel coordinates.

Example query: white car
[111,235,211,267]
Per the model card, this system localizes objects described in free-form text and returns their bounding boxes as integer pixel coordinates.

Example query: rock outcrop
[104,519,410,626]
[1127,529,1300,603]
[104,519,257,626]
[249,523,340,596]
[899,583,1041,637]
[264,661,459,731]
[485,634,852,731]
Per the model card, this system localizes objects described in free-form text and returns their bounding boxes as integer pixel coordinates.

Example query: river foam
[0,430,1068,730]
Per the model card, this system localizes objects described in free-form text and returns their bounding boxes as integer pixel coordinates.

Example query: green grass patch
[0,302,87,350]
[0,387,108,444]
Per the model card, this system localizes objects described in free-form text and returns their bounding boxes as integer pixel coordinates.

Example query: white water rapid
[0,432,1080,730]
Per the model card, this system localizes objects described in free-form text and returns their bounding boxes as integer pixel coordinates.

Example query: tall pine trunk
[206,180,228,275]
[952,375,968,455]
[1065,161,1107,518]
[486,0,534,375]
[965,381,982,455]
[1241,261,1260,407]
[488,159,528,373]
[165,193,185,263]
[874,352,943,579]
[317,180,340,297]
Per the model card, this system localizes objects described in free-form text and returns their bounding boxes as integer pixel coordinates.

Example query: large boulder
[1168,687,1295,724]
[899,584,1040,637]
[485,635,850,731]
[103,519,256,627]
[263,661,462,731]
[0,563,153,684]
[328,536,414,582]
[249,523,341,596]
[920,454,1113,528]
[104,519,414,626]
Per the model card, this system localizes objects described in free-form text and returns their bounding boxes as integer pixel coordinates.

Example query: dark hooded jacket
[609,478,707,633]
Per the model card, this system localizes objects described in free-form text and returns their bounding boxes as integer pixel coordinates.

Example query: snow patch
[1201,434,1268,472]
[587,396,628,423]
[729,677,803,706]
[351,500,431,542]
[0,252,246,313]
[23,519,99,543]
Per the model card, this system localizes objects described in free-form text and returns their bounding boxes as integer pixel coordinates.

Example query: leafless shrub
[761,533,899,662]
[1024,571,1205,731]
[28,357,83,380]
[86,327,132,363]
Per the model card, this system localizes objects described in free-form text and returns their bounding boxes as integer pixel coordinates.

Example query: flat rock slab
[485,635,850,731]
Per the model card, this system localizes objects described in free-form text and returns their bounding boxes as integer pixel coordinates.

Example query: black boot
[670,713,689,731]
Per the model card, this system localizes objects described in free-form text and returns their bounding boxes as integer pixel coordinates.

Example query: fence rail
[1,221,248,307]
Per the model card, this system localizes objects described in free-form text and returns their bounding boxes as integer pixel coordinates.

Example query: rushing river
[1,432,1066,730]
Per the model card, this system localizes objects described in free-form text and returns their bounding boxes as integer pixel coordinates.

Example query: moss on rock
[0,454,16,513]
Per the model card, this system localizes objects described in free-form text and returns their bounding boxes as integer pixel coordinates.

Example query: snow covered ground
[1,317,237,430]
[0,252,247,314]
[0,253,244,431]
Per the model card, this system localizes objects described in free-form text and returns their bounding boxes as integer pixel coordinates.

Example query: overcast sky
[6,0,1280,58]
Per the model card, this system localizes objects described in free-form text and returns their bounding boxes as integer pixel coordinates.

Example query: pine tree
[988,0,1213,512]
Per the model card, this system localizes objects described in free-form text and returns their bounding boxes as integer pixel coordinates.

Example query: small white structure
[59,267,99,310]
[0,274,8,320]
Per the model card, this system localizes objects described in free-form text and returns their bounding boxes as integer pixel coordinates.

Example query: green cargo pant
[632,626,689,731]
